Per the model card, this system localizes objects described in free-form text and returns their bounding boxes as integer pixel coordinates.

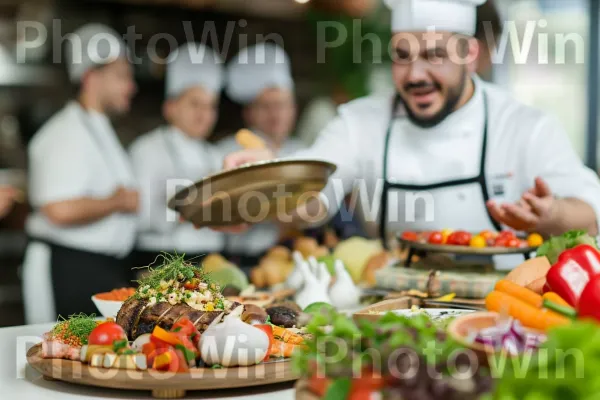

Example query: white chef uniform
[129,43,226,261]
[288,0,600,270]
[219,43,306,259]
[22,24,137,323]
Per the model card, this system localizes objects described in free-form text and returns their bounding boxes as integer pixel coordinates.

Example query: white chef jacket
[291,76,600,266]
[217,132,307,256]
[27,101,138,257]
[129,126,225,253]
[23,101,138,324]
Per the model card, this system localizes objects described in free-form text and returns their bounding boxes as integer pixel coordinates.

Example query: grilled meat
[117,298,241,340]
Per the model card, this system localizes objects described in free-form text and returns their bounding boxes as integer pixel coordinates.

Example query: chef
[221,0,600,269]
[129,43,225,266]
[22,24,138,322]
[218,42,305,265]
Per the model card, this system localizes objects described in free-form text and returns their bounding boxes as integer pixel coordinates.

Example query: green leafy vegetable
[536,230,598,264]
[324,378,351,400]
[113,339,128,352]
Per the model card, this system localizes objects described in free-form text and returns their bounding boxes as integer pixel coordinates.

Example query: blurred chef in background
[22,24,138,322]
[129,43,225,267]
[218,43,305,266]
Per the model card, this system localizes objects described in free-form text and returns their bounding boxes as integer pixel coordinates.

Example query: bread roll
[235,129,266,150]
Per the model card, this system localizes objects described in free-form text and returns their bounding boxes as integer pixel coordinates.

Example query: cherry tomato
[527,233,544,247]
[447,231,472,246]
[428,232,444,245]
[494,237,509,247]
[470,235,487,248]
[88,321,127,346]
[308,376,331,397]
[498,230,516,239]
[401,231,419,241]
[507,238,521,248]
[479,230,496,240]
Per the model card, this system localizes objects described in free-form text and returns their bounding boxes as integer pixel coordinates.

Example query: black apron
[378,92,502,249]
[28,108,135,318]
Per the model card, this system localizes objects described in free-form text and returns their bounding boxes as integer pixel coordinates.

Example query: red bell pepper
[254,324,274,361]
[577,275,600,322]
[546,245,600,306]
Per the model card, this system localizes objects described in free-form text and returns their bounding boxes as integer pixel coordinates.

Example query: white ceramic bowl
[91,296,124,319]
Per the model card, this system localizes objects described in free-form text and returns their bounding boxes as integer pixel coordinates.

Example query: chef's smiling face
[245,88,297,145]
[164,87,218,139]
[392,31,479,127]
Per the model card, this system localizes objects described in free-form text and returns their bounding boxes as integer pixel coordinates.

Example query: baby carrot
[270,340,306,358]
[543,292,572,308]
[485,291,571,331]
[495,279,543,308]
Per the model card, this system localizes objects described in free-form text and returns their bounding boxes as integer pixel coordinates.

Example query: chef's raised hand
[487,177,557,234]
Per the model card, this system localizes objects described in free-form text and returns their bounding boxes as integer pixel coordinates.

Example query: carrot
[495,279,543,308]
[485,291,571,331]
[270,340,305,358]
[271,326,304,345]
[543,292,572,309]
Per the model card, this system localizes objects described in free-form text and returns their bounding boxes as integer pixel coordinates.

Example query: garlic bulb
[295,260,332,310]
[329,260,361,310]
[199,306,269,367]
[286,251,305,290]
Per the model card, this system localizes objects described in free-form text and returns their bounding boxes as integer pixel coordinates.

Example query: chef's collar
[402,75,484,139]
[170,125,204,144]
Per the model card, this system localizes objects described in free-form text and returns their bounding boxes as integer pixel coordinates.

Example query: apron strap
[379,90,501,248]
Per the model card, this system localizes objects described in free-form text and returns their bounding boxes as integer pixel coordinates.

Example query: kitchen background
[0,0,595,326]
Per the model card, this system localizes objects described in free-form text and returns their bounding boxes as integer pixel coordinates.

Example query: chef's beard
[401,68,468,129]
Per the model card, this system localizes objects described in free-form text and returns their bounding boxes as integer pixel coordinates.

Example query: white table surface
[1,323,296,399]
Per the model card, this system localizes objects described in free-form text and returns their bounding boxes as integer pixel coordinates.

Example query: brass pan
[168,159,337,228]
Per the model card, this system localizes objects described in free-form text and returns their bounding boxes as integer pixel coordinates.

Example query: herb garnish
[133,253,220,300]
[51,313,98,346]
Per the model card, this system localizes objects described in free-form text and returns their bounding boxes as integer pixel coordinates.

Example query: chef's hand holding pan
[209,129,275,233]
[487,177,556,233]
[0,186,21,219]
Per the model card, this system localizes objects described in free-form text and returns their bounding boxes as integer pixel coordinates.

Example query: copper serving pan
[168,159,337,228]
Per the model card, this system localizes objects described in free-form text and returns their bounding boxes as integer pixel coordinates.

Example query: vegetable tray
[27,344,297,399]
[397,236,538,256]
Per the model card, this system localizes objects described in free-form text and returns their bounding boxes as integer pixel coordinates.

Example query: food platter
[397,231,539,267]
[168,159,336,227]
[27,344,296,399]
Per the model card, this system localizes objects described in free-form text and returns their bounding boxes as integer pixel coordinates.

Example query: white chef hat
[384,0,486,36]
[166,43,225,99]
[64,23,128,83]
[226,42,294,105]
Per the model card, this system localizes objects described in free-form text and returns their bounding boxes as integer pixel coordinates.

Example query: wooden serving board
[27,344,298,399]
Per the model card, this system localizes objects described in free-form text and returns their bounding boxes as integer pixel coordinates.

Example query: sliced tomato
[174,349,190,372]
[172,317,198,336]
[142,342,157,358]
[401,231,419,241]
[147,347,169,370]
[427,232,444,245]
[152,347,179,372]
[254,324,274,360]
